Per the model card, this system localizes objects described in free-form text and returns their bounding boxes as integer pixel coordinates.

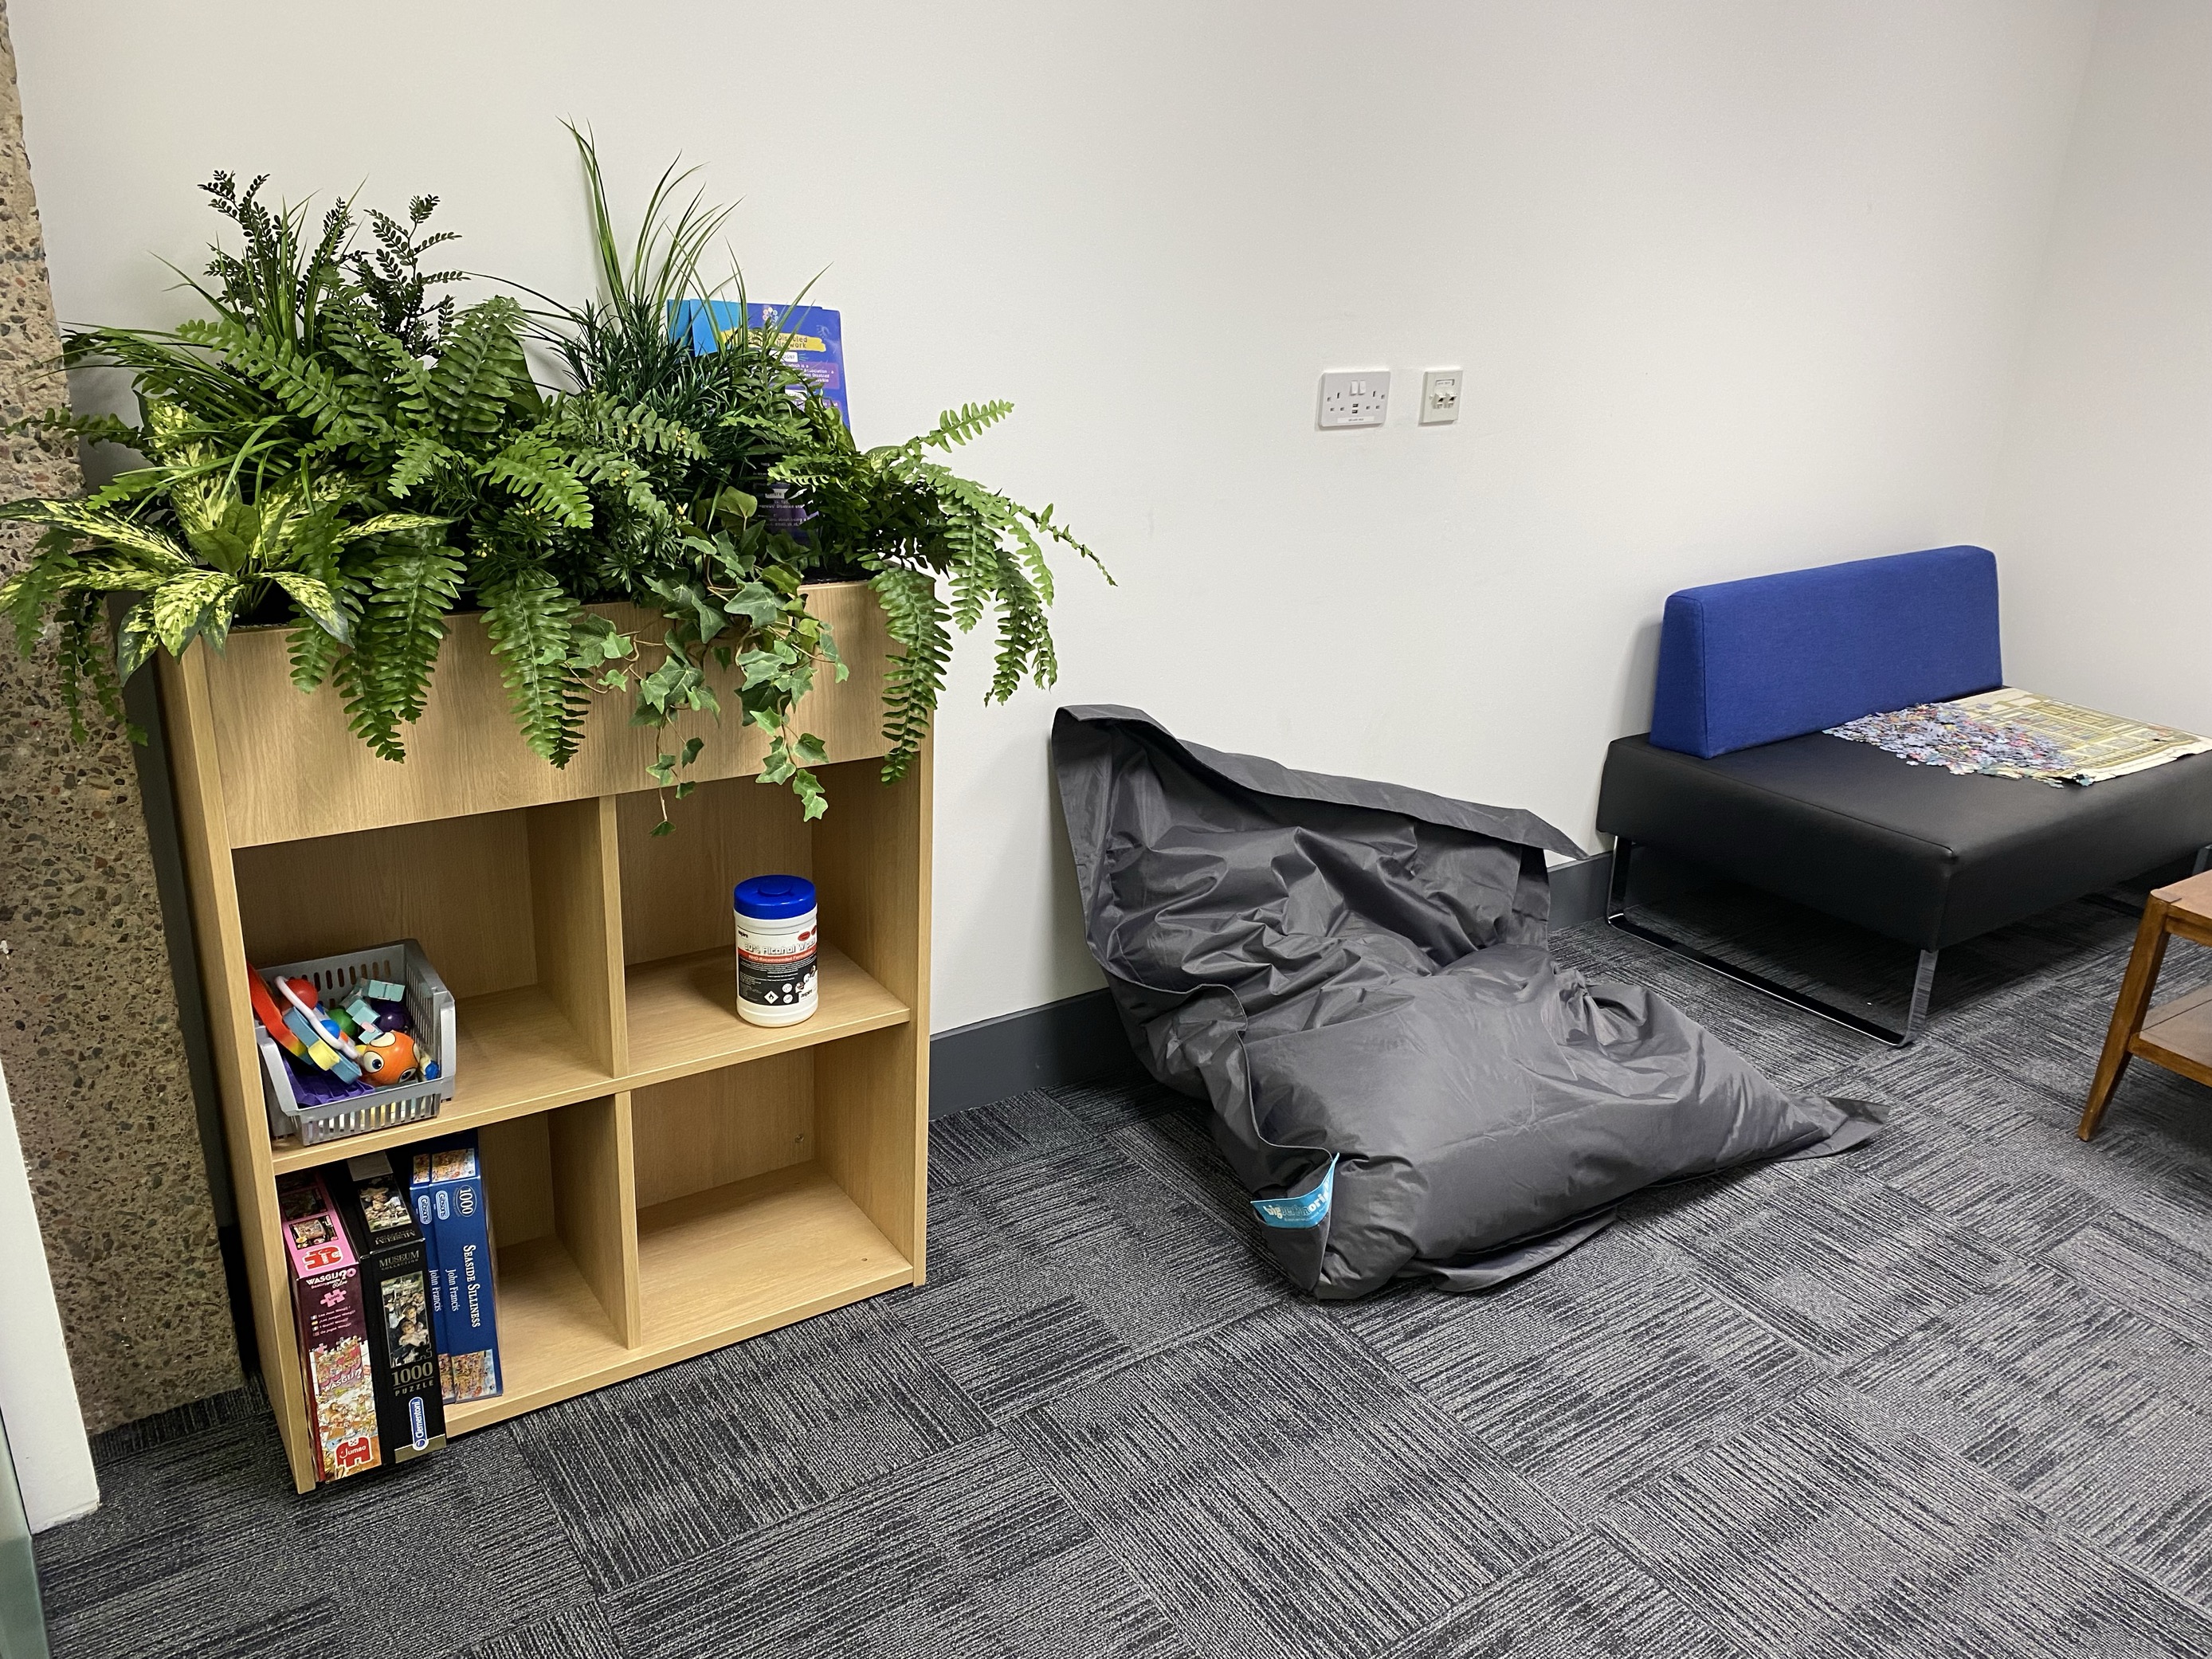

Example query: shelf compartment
[638,1163,911,1350]
[270,982,607,1173]
[625,945,911,1086]
[240,797,626,1171]
[446,1232,635,1431]
[447,1162,910,1437]
[473,1092,640,1355]
[616,775,811,966]
[631,1051,815,1210]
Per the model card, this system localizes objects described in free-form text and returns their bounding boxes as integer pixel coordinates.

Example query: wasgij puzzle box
[276,1171,381,1483]
[331,1151,447,1465]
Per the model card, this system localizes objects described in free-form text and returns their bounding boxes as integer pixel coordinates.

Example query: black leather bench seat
[1597,732,2212,952]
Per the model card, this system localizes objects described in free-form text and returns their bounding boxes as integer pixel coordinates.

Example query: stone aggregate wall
[0,0,241,1432]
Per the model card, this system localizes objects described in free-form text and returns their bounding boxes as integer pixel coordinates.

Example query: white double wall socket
[1421,367,1462,425]
[1318,370,1390,429]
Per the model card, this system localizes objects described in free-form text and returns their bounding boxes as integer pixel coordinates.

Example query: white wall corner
[1985,0,2212,731]
[0,1059,99,1531]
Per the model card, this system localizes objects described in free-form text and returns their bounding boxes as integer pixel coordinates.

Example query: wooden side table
[2080,869,2212,1139]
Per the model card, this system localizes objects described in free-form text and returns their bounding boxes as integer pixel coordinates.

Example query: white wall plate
[1319,370,1390,429]
[1421,367,1462,425]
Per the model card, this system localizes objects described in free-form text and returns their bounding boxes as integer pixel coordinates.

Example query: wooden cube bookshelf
[156,584,929,1493]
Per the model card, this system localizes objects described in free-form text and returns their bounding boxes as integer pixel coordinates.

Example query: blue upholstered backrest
[1648,546,2002,759]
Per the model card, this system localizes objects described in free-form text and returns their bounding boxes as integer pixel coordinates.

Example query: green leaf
[6,405,141,451]
[722,580,786,630]
[284,517,363,692]
[148,568,242,656]
[175,315,373,446]
[481,573,590,767]
[51,592,133,743]
[65,555,182,594]
[633,647,716,721]
[645,575,725,645]
[482,433,593,528]
[0,543,79,655]
[168,475,260,575]
[920,400,1013,450]
[388,436,455,497]
[266,571,349,642]
[337,543,465,760]
[426,296,529,441]
[869,565,949,782]
[115,599,161,680]
[337,512,451,543]
[0,499,193,573]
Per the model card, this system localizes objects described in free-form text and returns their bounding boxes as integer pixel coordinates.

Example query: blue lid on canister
[734,874,816,920]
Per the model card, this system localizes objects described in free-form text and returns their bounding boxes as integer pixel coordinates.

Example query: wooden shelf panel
[2132,982,2212,1086]
[637,1162,910,1347]
[212,586,894,848]
[270,983,613,1175]
[269,947,908,1174]
[625,944,910,1087]
[446,1163,911,1437]
[444,1233,630,1433]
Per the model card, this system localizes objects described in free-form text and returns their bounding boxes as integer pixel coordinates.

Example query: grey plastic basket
[256,937,457,1147]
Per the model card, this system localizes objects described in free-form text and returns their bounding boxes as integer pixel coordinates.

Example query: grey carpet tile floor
[31,888,2212,1659]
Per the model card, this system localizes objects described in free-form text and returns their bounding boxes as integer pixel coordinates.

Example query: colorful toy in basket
[249,961,440,1108]
[359,1028,422,1084]
[252,939,458,1150]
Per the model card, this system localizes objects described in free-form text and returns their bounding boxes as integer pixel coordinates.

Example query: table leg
[2079,896,2173,1140]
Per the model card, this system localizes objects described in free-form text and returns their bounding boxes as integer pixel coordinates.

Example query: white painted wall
[0,1061,98,1532]
[12,1,2100,1030]
[1987,0,2212,732]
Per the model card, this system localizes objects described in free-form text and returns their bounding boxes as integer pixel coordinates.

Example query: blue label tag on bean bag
[1252,1157,1337,1229]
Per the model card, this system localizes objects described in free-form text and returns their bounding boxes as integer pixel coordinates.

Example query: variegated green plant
[2,175,687,771]
[0,397,445,739]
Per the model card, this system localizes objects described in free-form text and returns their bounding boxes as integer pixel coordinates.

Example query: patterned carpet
[30,888,2212,1659]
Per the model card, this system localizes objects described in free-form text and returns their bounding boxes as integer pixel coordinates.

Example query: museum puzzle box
[331,1151,448,1465]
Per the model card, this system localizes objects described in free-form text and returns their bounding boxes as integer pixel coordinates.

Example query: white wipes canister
[734,875,818,1027]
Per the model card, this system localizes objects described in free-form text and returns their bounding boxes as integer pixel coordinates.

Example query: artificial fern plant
[0,139,1104,820]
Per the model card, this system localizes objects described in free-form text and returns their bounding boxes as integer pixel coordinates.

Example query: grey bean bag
[1053,705,1879,1298]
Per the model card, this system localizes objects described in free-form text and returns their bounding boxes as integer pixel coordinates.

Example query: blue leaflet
[1251,1157,1337,1229]
[668,300,850,429]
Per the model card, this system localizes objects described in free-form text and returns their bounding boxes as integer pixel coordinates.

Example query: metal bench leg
[1904,948,1937,1043]
[1604,837,1935,1047]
